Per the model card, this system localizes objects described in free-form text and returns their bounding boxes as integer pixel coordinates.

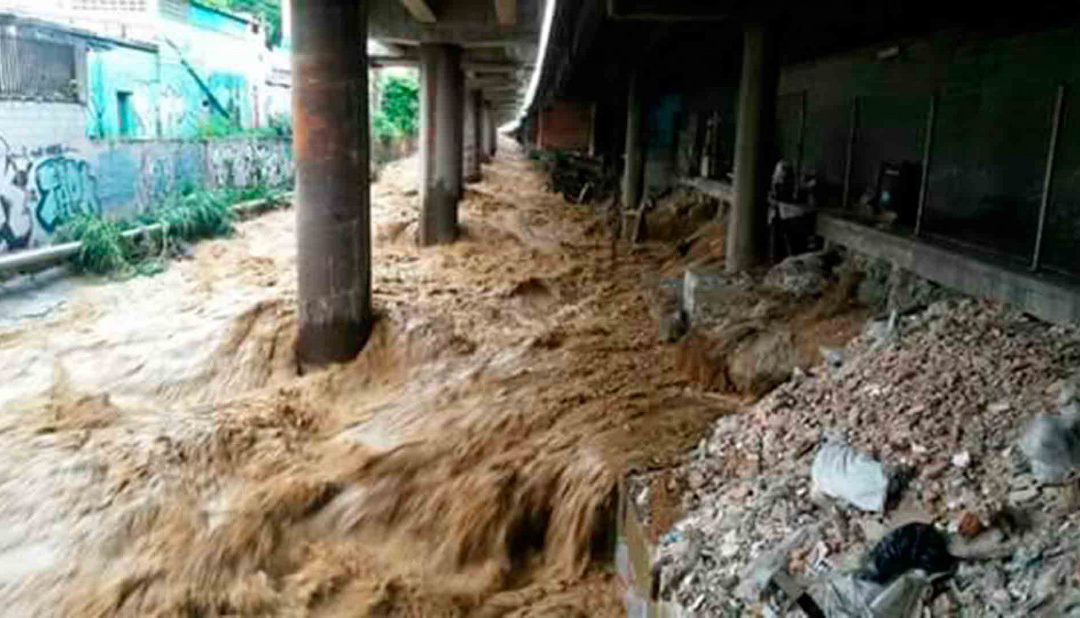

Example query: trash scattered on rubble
[863,523,955,584]
[822,569,932,618]
[1020,408,1080,484]
[650,298,1080,616]
[811,436,890,512]
[864,310,899,348]
[956,511,985,539]
[821,347,844,369]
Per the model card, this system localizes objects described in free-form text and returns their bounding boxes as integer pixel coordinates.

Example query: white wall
[0,101,89,151]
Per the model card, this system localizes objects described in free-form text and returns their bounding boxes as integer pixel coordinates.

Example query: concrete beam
[399,0,436,23]
[292,0,372,367]
[495,0,516,26]
[370,55,523,74]
[369,0,541,45]
[607,0,730,21]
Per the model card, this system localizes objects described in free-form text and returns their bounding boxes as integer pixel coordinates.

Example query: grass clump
[56,185,283,277]
[56,215,131,275]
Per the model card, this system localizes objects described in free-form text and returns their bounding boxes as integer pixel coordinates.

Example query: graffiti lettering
[0,138,101,252]
[0,148,34,252]
[34,157,100,233]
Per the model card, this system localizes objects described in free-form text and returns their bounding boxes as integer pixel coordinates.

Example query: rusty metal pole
[419,43,464,245]
[291,0,372,368]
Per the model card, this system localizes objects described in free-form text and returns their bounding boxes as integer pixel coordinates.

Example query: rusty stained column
[291,0,372,368]
[464,88,482,182]
[419,43,465,245]
[726,21,778,272]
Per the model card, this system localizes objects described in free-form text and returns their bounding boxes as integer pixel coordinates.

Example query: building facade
[0,2,294,254]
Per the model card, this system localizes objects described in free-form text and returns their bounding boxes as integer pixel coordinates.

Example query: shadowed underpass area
[3,1,1080,616]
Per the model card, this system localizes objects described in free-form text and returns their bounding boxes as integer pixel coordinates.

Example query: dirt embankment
[0,144,743,616]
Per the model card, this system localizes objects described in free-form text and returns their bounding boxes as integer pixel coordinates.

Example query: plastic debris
[1019,413,1080,484]
[863,523,955,585]
[823,570,932,618]
[811,437,890,512]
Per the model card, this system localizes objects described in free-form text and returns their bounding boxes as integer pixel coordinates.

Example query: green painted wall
[87,44,160,139]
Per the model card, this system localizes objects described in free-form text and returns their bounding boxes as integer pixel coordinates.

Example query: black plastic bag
[863,523,955,584]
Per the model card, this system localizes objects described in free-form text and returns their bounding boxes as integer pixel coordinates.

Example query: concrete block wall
[0,129,293,254]
[538,100,593,151]
[775,26,1080,274]
[0,102,89,151]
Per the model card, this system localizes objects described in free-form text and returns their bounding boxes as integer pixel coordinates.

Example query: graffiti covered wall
[0,136,292,254]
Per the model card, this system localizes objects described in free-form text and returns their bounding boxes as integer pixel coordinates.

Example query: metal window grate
[0,34,78,102]
[71,0,149,11]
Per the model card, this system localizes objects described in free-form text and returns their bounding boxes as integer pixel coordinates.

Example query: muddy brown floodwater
[0,142,731,616]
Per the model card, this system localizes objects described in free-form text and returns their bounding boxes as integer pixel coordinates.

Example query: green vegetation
[372,73,420,142]
[56,186,287,277]
[201,0,283,48]
[195,113,291,140]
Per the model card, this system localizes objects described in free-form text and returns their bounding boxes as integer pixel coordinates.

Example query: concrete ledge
[817,213,1080,324]
[677,177,735,203]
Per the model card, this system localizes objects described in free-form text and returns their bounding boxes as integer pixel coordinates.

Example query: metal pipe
[915,93,938,237]
[841,96,858,210]
[1032,84,1066,272]
[0,241,81,274]
[0,194,290,277]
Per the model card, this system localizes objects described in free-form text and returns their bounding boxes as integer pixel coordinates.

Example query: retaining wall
[0,135,293,254]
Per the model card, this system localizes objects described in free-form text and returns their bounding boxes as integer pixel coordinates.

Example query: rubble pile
[653,298,1080,616]
[540,150,607,203]
[644,189,722,243]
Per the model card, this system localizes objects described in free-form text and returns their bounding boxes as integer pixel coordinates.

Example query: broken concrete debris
[649,297,1080,616]
[765,250,832,298]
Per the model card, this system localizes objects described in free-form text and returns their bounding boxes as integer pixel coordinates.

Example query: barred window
[0,34,78,102]
[70,0,149,11]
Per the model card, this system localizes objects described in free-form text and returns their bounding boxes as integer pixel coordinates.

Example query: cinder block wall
[538,100,593,151]
[0,102,89,151]
[0,109,293,254]
[776,26,1080,276]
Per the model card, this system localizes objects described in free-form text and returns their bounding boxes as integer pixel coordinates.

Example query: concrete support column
[621,71,645,211]
[726,21,778,272]
[488,102,498,156]
[480,101,493,163]
[419,43,464,245]
[464,88,482,182]
[292,0,371,368]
